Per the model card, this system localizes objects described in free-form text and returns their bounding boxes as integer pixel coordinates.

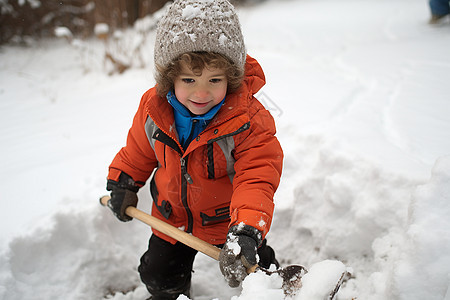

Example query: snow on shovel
[100,196,347,299]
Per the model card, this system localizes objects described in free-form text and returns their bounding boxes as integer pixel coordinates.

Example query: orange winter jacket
[108,55,283,245]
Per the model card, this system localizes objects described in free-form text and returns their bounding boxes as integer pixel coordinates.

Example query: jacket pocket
[200,206,230,226]
[150,175,172,219]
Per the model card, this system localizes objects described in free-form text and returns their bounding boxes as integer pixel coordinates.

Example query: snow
[182,5,204,20]
[227,235,241,256]
[218,33,228,46]
[391,157,450,299]
[18,0,41,8]
[1,0,450,299]
[231,271,284,300]
[54,27,73,39]
[295,260,347,300]
[94,23,110,36]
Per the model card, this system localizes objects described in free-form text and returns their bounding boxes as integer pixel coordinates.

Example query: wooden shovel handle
[100,195,222,260]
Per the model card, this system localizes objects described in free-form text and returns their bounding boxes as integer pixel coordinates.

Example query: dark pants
[429,0,450,16]
[138,234,278,300]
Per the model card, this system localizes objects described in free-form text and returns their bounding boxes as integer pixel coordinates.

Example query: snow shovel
[100,195,345,299]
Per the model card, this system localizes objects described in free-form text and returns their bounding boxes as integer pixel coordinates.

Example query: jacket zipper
[148,108,247,235]
[180,156,194,233]
[148,115,195,234]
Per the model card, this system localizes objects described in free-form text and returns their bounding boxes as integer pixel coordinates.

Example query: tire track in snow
[381,58,450,165]
[326,46,375,123]
[380,72,411,156]
[379,5,412,155]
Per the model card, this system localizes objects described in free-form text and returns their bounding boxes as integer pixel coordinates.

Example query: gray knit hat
[154,0,246,70]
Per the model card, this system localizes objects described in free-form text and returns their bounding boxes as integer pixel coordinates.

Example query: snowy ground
[1,0,450,299]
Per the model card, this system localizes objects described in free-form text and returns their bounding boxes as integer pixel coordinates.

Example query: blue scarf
[167,91,225,150]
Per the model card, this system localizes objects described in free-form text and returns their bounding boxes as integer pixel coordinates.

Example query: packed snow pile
[1,0,450,299]
[391,156,450,299]
[224,260,348,300]
[0,202,147,299]
[295,260,347,300]
[231,270,284,300]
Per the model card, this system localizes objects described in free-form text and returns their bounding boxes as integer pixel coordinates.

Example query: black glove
[106,172,139,222]
[219,224,263,287]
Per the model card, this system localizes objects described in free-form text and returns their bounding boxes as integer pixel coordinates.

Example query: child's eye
[210,78,222,83]
[182,78,195,84]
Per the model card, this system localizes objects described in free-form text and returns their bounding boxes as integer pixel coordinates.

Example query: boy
[105,0,283,299]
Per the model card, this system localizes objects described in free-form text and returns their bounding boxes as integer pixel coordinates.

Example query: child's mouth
[190,100,209,108]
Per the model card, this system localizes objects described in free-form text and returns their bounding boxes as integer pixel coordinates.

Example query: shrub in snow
[102,4,168,75]
[94,23,109,41]
[54,26,73,42]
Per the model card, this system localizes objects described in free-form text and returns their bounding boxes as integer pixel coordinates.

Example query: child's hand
[106,172,139,222]
[219,225,262,287]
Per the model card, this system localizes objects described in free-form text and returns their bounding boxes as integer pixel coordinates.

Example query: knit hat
[154,0,246,71]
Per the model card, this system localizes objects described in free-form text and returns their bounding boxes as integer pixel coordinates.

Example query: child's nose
[193,88,210,100]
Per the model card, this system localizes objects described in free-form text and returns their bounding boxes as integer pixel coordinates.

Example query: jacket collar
[167,91,225,149]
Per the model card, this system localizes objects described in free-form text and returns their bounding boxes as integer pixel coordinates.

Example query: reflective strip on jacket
[108,55,283,245]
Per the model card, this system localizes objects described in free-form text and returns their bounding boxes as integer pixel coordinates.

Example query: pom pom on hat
[154,0,246,70]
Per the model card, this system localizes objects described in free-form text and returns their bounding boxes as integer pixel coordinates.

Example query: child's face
[174,61,228,115]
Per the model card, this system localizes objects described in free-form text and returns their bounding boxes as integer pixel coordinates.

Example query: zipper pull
[184,173,194,184]
[180,158,194,184]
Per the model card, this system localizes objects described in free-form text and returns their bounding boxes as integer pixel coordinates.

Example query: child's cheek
[174,87,189,106]
[214,84,227,103]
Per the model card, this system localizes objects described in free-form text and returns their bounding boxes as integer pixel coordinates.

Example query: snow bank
[226,147,450,300]
[270,135,450,300]
[271,134,419,274]
[391,156,450,300]
[0,202,148,300]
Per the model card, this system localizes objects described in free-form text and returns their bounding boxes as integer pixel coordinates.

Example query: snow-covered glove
[219,224,263,287]
[106,172,139,222]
